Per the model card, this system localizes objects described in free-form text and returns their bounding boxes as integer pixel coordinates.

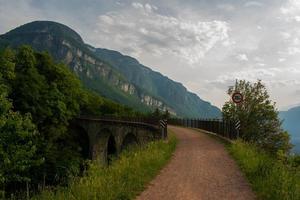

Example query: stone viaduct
[70,117,167,165]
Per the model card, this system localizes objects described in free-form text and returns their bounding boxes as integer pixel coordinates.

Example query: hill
[279,106,300,153]
[0,21,221,118]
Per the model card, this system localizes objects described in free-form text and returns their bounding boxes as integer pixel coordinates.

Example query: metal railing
[168,118,238,140]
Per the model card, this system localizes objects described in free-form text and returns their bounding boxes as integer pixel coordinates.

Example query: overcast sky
[1,0,300,110]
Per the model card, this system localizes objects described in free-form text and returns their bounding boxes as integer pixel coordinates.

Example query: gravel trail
[136,126,255,200]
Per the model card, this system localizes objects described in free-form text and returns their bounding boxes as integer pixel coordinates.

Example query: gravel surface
[136,126,256,200]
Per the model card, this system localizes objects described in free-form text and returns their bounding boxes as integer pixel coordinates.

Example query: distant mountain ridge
[279,106,300,153]
[0,21,221,118]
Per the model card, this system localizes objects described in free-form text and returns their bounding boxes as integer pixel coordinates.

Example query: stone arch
[91,128,117,164]
[69,124,90,159]
[121,133,138,150]
[107,134,117,164]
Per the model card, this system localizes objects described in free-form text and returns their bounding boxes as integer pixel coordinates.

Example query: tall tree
[5,46,85,185]
[222,80,292,155]
[0,68,42,196]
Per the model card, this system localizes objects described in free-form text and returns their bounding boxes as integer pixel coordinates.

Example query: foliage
[32,133,177,200]
[79,89,142,117]
[4,46,85,187]
[228,140,300,200]
[148,108,170,120]
[0,46,143,197]
[222,80,292,155]
[0,76,42,197]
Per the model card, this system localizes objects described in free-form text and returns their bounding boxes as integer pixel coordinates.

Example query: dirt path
[136,126,255,200]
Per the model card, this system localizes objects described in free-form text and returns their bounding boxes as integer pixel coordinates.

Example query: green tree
[7,46,85,185]
[222,80,292,155]
[0,48,15,91]
[0,74,42,197]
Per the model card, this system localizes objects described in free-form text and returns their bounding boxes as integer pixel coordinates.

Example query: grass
[191,127,300,199]
[227,140,300,200]
[32,132,177,200]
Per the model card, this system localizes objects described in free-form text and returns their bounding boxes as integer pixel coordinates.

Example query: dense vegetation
[33,133,177,200]
[0,46,139,198]
[223,80,291,155]
[228,140,300,200]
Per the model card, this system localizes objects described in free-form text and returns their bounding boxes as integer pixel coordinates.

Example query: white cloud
[94,3,232,64]
[280,0,300,22]
[98,15,114,25]
[132,2,143,10]
[278,58,286,62]
[254,57,264,62]
[209,67,297,88]
[131,2,157,13]
[295,16,300,22]
[236,54,249,61]
[280,32,291,40]
[244,1,264,7]
[257,63,266,67]
[287,47,300,55]
[217,4,235,11]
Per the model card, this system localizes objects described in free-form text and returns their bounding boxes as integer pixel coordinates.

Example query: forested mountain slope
[0,21,221,118]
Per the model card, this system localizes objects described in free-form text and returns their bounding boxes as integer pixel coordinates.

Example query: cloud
[244,1,264,7]
[236,54,249,61]
[217,4,235,11]
[94,2,232,64]
[0,0,44,34]
[281,0,300,14]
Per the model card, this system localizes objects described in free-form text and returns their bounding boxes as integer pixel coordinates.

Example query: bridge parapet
[71,117,167,165]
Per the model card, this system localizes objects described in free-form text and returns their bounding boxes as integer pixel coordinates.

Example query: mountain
[0,21,221,118]
[94,48,221,118]
[279,106,300,154]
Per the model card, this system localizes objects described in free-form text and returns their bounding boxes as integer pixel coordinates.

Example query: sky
[1,0,300,110]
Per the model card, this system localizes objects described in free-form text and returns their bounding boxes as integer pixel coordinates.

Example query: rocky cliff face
[0,21,220,117]
[95,48,221,118]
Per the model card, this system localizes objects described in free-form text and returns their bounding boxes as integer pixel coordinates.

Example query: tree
[0,72,42,197]
[2,46,85,186]
[163,109,170,120]
[222,80,292,155]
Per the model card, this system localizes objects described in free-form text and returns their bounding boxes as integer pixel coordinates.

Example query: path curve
[136,126,255,200]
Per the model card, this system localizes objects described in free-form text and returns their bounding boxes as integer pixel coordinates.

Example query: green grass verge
[227,140,300,200]
[192,128,300,199]
[32,132,177,200]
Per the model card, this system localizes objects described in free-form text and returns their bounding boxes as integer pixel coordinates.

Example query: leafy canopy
[222,80,292,155]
